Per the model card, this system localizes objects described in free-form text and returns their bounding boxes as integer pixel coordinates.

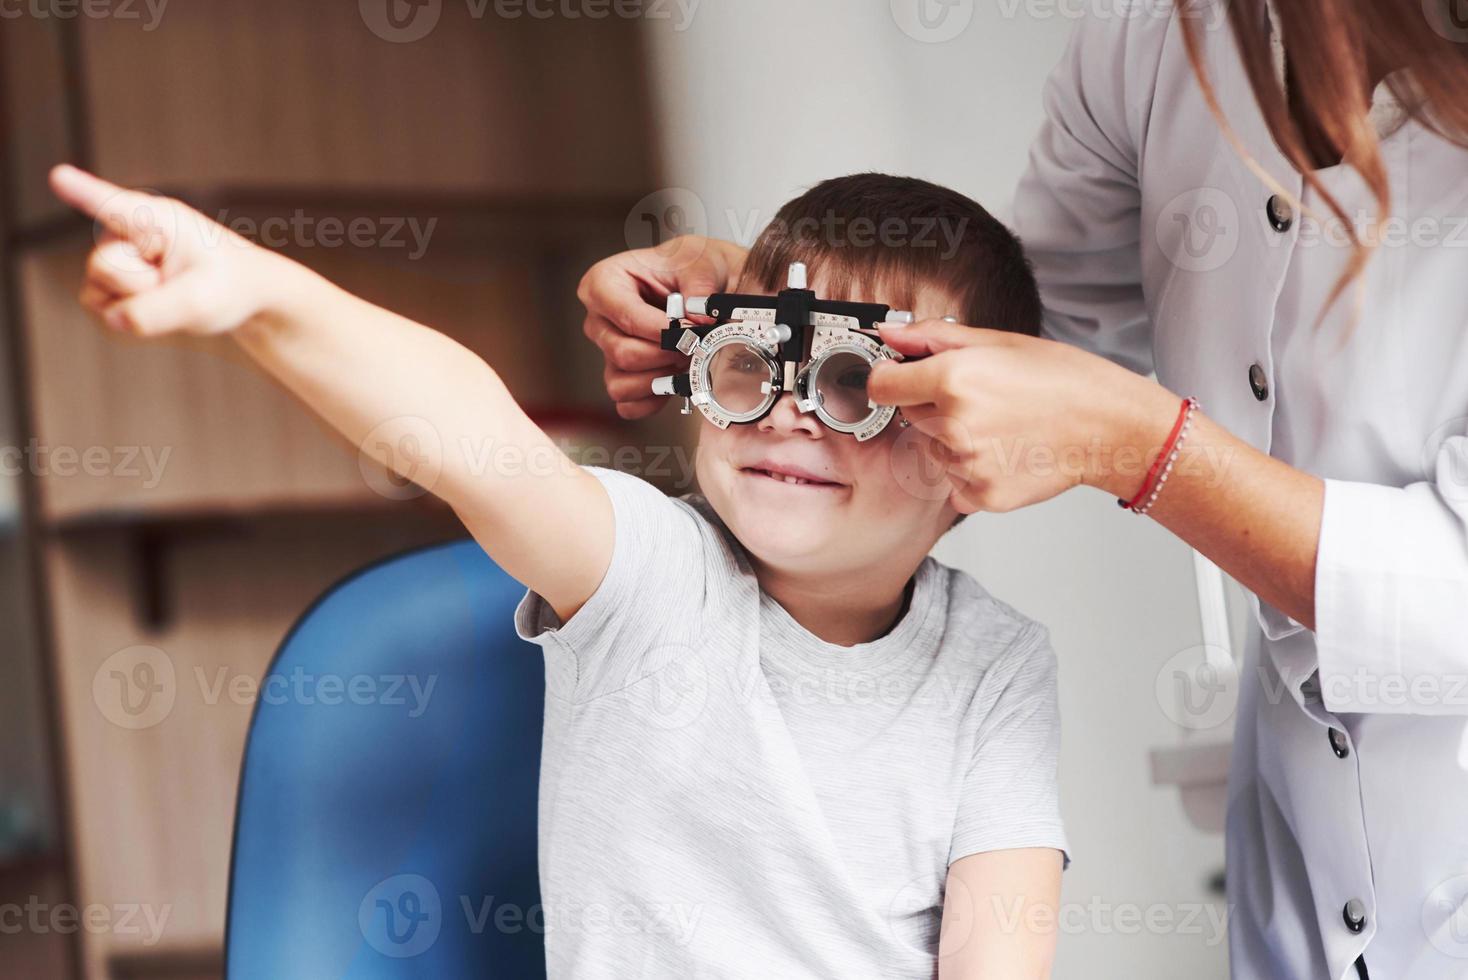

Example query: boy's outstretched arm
[939,848,1062,979]
[50,165,612,622]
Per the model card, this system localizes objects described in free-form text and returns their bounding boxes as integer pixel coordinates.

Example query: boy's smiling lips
[737,458,849,490]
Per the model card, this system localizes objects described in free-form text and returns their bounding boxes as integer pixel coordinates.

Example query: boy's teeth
[752,467,818,486]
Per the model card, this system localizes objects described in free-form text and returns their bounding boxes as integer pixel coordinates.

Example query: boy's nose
[758,392,824,439]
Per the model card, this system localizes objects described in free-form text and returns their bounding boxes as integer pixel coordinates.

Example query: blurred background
[0,1,1244,977]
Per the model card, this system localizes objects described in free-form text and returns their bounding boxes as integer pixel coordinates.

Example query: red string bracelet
[1118,396,1199,514]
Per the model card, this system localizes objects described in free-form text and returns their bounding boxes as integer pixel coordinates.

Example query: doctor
[577,1,1468,978]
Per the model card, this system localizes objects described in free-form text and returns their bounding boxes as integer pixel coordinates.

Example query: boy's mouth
[738,460,847,489]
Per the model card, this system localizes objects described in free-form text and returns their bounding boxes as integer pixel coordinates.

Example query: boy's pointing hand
[49,164,285,338]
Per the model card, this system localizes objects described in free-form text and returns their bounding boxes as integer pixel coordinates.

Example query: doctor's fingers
[604,363,675,404]
[948,480,991,517]
[586,311,683,373]
[897,405,981,460]
[868,353,975,410]
[877,318,1007,359]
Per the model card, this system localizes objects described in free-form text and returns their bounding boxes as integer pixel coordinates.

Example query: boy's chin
[729,512,843,568]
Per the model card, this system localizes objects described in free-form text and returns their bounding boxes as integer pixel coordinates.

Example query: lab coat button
[1249,363,1269,401]
[1267,194,1294,232]
[1343,898,1367,933]
[1329,727,1350,758]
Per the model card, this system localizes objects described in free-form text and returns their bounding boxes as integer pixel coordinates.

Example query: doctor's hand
[869,319,1180,514]
[578,235,748,419]
[49,164,288,338]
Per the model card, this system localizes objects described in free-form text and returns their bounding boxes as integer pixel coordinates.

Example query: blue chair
[225,539,547,979]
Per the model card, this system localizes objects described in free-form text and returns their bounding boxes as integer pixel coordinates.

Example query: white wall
[643,3,1228,977]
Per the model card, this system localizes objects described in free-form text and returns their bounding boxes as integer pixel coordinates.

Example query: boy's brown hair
[738,173,1042,335]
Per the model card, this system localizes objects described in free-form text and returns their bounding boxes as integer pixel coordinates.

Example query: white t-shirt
[514,466,1068,979]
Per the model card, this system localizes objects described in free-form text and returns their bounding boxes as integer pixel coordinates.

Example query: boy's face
[694,275,962,577]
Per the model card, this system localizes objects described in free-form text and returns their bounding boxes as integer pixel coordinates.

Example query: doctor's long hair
[1180,0,1468,319]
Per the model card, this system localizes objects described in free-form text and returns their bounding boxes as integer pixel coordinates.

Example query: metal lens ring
[688,321,781,428]
[797,329,898,441]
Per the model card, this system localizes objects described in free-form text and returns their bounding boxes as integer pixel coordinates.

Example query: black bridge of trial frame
[657,289,905,399]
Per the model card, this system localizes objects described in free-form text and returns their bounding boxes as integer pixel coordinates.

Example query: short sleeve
[950,624,1069,867]
[514,466,708,701]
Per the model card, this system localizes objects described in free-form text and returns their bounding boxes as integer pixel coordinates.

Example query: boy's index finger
[49,165,165,246]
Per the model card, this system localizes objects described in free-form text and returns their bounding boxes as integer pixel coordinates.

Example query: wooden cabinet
[0,6,675,978]
[80,0,655,197]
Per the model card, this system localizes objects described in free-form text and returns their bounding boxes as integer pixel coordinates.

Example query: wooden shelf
[8,187,647,253]
[45,492,446,537]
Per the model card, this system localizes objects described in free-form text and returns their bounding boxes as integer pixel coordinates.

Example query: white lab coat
[1012,3,1468,978]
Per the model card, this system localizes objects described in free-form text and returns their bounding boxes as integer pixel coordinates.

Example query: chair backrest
[225,539,546,978]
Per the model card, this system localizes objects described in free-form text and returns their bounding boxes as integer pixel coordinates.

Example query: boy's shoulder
[924,557,1056,674]
[584,464,748,567]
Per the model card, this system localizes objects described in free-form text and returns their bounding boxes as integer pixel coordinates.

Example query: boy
[51,167,1067,978]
